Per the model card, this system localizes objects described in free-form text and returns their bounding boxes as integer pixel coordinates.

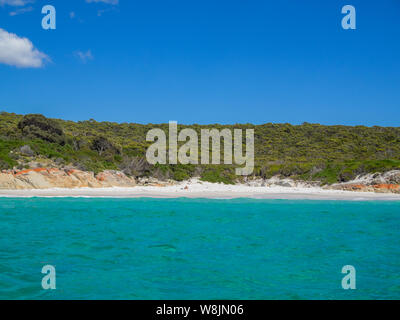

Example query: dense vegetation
[1,111,400,184]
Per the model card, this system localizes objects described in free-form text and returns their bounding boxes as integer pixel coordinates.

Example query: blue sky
[0,0,399,125]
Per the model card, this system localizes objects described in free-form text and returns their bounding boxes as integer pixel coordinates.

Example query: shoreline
[1,182,400,201]
[2,168,400,200]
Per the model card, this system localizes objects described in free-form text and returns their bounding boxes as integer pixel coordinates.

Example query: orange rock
[155,184,166,187]
[373,184,400,190]
[66,169,76,175]
[95,170,135,187]
[14,168,48,176]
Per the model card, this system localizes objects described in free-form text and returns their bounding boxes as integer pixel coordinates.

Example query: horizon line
[1,110,399,129]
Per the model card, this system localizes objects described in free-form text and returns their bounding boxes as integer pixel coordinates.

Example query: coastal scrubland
[1,111,400,185]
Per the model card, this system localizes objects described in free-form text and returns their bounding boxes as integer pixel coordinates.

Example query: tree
[91,136,119,156]
[18,114,66,145]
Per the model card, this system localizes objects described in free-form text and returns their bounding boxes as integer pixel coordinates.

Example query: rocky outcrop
[19,145,35,156]
[0,168,136,190]
[328,170,400,194]
[95,170,136,187]
[0,172,31,189]
[244,171,400,194]
[244,176,320,188]
[328,183,400,193]
[136,177,176,187]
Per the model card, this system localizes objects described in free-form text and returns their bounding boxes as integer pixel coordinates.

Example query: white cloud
[74,50,93,63]
[0,0,34,6]
[85,0,118,4]
[0,28,48,68]
[97,7,116,16]
[86,0,119,16]
[9,5,33,15]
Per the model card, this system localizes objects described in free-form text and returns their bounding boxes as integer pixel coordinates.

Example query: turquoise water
[0,197,399,300]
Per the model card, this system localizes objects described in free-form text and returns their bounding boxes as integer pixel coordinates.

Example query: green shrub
[18,114,66,145]
[200,167,235,184]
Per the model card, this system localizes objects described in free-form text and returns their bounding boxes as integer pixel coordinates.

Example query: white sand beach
[1,179,400,200]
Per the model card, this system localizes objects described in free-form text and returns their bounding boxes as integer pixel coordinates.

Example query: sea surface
[0,197,399,300]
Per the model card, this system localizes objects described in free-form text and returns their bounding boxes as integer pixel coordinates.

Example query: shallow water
[0,198,399,299]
